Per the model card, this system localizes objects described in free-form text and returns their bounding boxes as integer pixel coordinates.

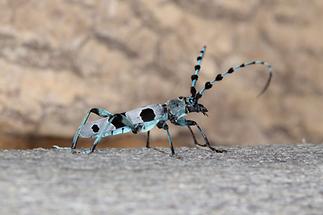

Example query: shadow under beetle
[71,46,272,155]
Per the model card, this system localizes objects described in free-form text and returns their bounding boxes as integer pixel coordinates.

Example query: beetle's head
[184,96,208,116]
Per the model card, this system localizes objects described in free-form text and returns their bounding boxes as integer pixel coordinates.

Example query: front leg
[176,119,226,153]
[187,125,207,147]
[72,108,113,151]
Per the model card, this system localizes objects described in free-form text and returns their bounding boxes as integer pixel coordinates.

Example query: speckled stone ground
[0,144,323,215]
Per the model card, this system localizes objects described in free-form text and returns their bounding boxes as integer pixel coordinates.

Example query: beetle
[71,46,272,155]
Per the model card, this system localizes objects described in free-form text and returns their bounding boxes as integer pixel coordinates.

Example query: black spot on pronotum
[240,63,245,67]
[191,75,198,81]
[194,65,201,71]
[91,124,100,133]
[215,74,223,81]
[251,61,256,64]
[228,67,234,73]
[197,56,202,61]
[205,82,212,89]
[162,104,168,113]
[191,87,197,96]
[140,108,155,122]
[111,114,125,129]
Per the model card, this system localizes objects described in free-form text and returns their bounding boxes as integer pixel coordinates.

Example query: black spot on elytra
[111,114,125,129]
[205,82,212,89]
[240,63,245,67]
[251,61,256,64]
[228,67,234,73]
[194,65,201,71]
[191,75,198,81]
[140,108,155,122]
[197,56,202,61]
[91,124,100,133]
[215,74,223,81]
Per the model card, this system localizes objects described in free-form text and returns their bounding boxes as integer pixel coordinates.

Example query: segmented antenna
[195,60,273,100]
[190,46,207,97]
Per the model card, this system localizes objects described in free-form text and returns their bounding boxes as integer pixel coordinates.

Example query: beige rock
[0,0,322,148]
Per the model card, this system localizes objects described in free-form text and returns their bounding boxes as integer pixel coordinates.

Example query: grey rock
[0,144,322,214]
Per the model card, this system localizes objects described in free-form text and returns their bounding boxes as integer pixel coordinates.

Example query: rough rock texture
[0,144,323,214]
[0,1,323,148]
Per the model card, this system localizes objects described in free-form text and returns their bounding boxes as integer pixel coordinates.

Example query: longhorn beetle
[71,46,272,155]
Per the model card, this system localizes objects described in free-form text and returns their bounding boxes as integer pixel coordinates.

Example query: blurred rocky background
[0,0,322,149]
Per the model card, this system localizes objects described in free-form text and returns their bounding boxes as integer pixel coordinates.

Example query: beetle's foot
[81,149,93,155]
[208,145,227,153]
[209,146,228,153]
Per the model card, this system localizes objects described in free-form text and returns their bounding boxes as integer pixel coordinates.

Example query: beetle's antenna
[195,60,272,100]
[190,46,207,97]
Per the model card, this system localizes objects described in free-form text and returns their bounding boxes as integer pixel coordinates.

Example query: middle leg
[146,131,150,148]
[157,121,175,155]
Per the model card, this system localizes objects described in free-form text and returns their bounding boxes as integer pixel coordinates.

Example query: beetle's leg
[157,121,175,155]
[83,115,117,154]
[146,131,150,148]
[187,125,207,147]
[72,108,113,151]
[177,119,226,153]
[189,120,226,153]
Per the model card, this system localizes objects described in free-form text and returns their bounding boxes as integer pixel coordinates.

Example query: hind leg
[82,114,118,154]
[71,108,113,151]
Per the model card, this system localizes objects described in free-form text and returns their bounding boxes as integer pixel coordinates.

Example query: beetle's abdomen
[78,103,166,138]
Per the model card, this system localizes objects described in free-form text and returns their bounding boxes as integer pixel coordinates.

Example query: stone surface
[0,144,323,214]
[0,1,323,148]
